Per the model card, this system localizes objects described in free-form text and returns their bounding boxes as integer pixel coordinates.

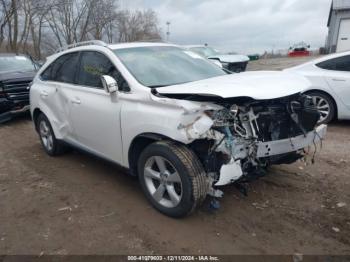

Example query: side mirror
[101,75,118,93]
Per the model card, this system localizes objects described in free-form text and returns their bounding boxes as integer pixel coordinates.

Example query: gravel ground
[0,56,349,256]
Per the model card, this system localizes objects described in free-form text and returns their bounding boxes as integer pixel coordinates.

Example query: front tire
[36,113,68,156]
[137,141,208,218]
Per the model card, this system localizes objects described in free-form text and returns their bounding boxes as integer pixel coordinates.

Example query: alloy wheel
[313,96,330,123]
[143,156,183,208]
[39,120,54,151]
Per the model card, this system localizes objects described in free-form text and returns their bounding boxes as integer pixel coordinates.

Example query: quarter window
[316,55,350,72]
[77,51,129,90]
[41,52,80,83]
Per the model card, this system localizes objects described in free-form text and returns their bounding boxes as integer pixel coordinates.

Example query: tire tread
[154,141,208,214]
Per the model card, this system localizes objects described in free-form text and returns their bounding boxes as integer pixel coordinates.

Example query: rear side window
[41,52,80,83]
[316,55,350,72]
[76,51,129,90]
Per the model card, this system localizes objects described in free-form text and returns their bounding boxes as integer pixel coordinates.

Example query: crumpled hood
[208,54,249,63]
[156,71,311,100]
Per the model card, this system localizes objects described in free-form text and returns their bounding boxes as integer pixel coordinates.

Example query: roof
[47,42,177,61]
[328,0,350,26]
[295,50,350,67]
[108,42,176,50]
[333,0,350,10]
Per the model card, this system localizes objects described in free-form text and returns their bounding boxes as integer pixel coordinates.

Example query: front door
[68,51,125,164]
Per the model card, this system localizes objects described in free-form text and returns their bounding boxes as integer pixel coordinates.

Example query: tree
[87,0,118,41]
[0,0,163,57]
[0,0,13,47]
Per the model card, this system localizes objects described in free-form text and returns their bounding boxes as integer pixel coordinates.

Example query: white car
[30,41,326,217]
[185,45,250,73]
[285,51,350,124]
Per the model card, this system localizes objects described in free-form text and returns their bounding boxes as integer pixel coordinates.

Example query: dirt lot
[1,56,350,256]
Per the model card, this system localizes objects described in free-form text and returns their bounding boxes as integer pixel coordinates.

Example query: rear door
[67,51,126,163]
[39,52,80,139]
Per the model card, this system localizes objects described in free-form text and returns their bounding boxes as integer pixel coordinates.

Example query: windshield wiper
[148,81,194,88]
[148,85,168,88]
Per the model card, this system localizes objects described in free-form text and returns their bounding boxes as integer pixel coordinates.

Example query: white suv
[30,41,327,217]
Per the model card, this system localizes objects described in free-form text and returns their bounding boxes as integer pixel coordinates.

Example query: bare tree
[87,0,118,40]
[116,9,161,42]
[0,0,13,47]
[45,0,93,46]
[0,0,163,57]
[25,0,52,58]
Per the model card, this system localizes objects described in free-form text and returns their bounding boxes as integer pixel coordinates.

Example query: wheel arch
[304,89,338,120]
[128,133,176,176]
[32,108,43,132]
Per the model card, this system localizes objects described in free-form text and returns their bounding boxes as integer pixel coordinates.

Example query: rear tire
[36,113,68,156]
[307,91,336,124]
[137,141,208,218]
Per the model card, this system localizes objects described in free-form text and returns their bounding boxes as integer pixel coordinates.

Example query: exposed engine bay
[157,91,327,197]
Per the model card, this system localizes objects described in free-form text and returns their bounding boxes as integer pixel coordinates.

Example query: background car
[288,42,311,57]
[185,45,250,73]
[285,51,350,124]
[0,53,38,123]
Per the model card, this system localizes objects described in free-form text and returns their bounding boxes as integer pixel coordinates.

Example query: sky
[120,0,332,55]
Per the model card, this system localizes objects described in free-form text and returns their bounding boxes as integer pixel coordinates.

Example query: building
[326,0,350,53]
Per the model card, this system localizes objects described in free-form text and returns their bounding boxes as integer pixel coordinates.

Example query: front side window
[113,46,226,88]
[76,51,128,90]
[41,52,80,83]
[316,55,350,72]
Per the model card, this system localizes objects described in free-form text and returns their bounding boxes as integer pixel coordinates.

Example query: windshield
[190,47,220,57]
[0,56,36,72]
[113,46,226,87]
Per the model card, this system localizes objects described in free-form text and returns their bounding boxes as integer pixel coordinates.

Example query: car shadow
[0,113,32,126]
[329,119,350,127]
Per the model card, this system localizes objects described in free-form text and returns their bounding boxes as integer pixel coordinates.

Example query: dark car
[0,53,38,123]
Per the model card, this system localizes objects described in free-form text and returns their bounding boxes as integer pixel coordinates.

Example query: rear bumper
[215,125,327,186]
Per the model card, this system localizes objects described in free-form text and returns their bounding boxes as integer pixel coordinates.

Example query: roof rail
[132,39,166,43]
[56,40,108,53]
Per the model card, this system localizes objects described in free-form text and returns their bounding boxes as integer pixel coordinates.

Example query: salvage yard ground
[0,56,349,255]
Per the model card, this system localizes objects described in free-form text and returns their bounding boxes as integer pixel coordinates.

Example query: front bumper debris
[215,124,327,186]
[257,124,327,158]
[0,105,30,123]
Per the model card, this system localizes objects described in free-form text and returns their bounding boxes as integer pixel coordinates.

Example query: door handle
[40,91,49,98]
[332,78,346,82]
[71,98,81,104]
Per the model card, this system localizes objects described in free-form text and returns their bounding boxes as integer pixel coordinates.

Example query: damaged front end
[175,93,327,195]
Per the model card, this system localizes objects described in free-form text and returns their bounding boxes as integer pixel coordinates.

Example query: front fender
[120,96,218,168]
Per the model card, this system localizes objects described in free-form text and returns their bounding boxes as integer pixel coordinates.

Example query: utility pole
[166,21,171,41]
